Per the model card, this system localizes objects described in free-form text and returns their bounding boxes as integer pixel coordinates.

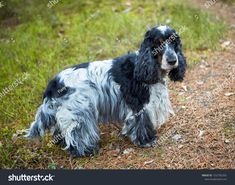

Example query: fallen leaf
[196,81,204,85]
[221,41,231,48]
[144,160,155,165]
[224,92,234,97]
[199,64,206,69]
[123,7,132,13]
[172,134,182,141]
[225,139,230,144]
[123,148,134,155]
[181,85,188,92]
[198,130,204,138]
[12,133,18,142]
[178,145,183,149]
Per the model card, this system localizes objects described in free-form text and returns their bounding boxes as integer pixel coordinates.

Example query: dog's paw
[137,138,157,148]
[133,138,157,148]
[142,139,157,148]
[68,144,100,157]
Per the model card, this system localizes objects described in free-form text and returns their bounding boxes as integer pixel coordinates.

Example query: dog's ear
[134,48,160,84]
[134,32,160,84]
[168,35,187,82]
[168,51,187,81]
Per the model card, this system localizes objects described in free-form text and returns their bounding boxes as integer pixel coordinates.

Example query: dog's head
[134,25,187,84]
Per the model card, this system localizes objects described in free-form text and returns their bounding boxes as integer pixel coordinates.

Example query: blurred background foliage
[0,0,229,125]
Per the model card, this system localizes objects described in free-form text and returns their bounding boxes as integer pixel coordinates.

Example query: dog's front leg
[122,110,156,147]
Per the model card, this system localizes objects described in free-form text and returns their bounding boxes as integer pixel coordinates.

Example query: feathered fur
[26,25,187,157]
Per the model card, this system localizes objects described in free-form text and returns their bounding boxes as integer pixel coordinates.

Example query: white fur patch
[145,81,174,128]
[161,44,178,71]
[158,25,169,34]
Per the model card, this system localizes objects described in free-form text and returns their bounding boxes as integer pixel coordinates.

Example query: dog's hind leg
[55,105,100,157]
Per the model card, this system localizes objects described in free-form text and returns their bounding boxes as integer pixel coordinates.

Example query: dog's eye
[154,38,164,45]
[159,38,164,44]
[172,39,179,47]
[171,39,176,45]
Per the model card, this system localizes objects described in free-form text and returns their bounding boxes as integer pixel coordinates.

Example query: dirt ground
[79,0,235,169]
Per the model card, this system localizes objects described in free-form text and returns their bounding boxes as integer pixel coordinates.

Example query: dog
[26,25,187,157]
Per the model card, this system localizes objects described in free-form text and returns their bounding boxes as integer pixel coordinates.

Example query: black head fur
[134,30,161,84]
[135,26,187,83]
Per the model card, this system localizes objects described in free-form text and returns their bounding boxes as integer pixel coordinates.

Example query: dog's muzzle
[161,45,178,71]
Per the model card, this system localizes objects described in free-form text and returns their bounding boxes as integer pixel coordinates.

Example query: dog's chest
[145,82,174,128]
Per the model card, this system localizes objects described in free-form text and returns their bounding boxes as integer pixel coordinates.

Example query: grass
[0,0,228,168]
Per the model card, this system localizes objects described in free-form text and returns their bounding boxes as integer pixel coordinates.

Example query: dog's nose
[167,59,177,65]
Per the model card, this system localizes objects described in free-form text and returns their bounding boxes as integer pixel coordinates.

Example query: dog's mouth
[159,52,178,72]
[161,63,177,72]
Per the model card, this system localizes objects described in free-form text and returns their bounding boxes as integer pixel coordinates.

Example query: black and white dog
[26,25,186,157]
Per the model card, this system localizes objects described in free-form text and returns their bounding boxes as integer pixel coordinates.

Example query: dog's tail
[25,98,57,139]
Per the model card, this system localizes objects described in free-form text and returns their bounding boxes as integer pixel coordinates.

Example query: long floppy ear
[168,51,187,82]
[134,32,160,84]
[168,34,187,82]
[134,48,160,84]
